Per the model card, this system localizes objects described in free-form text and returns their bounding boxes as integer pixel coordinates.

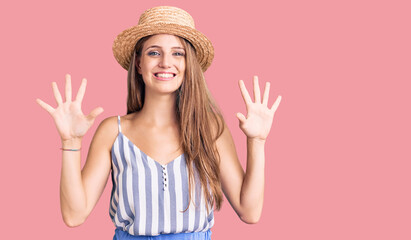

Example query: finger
[239,80,252,105]
[236,112,246,123]
[65,74,72,102]
[87,107,104,120]
[52,82,63,105]
[36,98,55,114]
[253,76,261,103]
[262,82,270,106]
[75,78,87,103]
[270,95,282,112]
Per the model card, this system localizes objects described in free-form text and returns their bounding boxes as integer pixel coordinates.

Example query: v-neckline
[118,132,184,167]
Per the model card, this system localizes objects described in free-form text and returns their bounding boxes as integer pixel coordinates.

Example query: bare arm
[218,76,282,224]
[36,74,114,227]
[59,118,115,227]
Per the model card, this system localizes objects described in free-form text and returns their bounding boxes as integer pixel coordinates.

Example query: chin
[150,87,181,95]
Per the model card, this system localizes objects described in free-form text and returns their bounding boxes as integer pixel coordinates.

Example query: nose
[159,53,172,68]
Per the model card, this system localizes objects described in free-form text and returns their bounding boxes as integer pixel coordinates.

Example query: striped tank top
[109,116,214,236]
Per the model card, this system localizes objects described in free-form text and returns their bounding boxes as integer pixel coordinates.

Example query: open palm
[237,76,282,141]
[36,74,104,141]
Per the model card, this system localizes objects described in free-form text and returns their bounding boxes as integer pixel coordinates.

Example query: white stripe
[123,138,135,214]
[163,165,171,233]
[135,146,146,235]
[204,183,214,231]
[202,184,214,231]
[202,208,211,232]
[174,157,183,232]
[112,141,125,229]
[208,217,214,229]
[114,140,133,225]
[128,223,135,235]
[196,187,205,232]
[124,139,135,236]
[187,168,196,231]
[147,157,159,235]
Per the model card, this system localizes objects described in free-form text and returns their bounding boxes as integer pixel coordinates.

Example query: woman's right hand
[36,74,104,142]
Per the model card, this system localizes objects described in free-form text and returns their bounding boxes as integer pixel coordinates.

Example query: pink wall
[1,0,410,239]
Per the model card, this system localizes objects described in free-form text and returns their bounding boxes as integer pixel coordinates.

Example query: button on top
[161,165,168,191]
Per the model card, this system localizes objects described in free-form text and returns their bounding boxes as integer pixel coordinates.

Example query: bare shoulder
[214,119,242,183]
[91,115,120,152]
[96,115,119,135]
[211,117,237,160]
[215,121,235,148]
[118,112,138,127]
[208,115,227,141]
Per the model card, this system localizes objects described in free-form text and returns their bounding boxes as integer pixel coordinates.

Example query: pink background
[1,0,410,239]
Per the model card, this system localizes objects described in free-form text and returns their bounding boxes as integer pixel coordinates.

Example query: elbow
[240,216,260,224]
[62,213,86,228]
[238,203,263,224]
[239,212,261,224]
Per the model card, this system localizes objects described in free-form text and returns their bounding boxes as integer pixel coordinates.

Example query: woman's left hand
[236,76,282,141]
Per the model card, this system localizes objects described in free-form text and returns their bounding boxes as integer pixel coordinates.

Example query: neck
[137,90,179,128]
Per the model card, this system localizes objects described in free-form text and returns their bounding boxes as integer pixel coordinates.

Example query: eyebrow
[145,45,185,51]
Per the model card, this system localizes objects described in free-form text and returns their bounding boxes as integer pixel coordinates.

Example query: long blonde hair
[126,35,225,212]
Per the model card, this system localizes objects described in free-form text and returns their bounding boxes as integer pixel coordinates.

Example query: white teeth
[156,73,174,78]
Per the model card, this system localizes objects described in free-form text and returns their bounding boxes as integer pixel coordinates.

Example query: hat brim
[112,23,214,72]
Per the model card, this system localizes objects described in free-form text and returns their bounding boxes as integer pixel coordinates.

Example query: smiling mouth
[154,73,176,78]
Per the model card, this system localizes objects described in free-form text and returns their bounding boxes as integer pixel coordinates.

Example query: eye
[174,52,185,56]
[148,51,160,56]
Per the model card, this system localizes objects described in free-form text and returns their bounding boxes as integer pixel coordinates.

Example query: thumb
[87,107,104,120]
[236,112,246,123]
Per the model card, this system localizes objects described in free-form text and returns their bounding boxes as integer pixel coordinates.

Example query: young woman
[36,6,282,240]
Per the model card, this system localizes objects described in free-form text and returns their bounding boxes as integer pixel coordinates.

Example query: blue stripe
[156,163,165,233]
[167,160,177,233]
[128,141,140,233]
[111,143,120,218]
[203,211,214,229]
[181,157,190,229]
[118,133,135,224]
[112,192,118,208]
[193,167,201,230]
[140,151,152,235]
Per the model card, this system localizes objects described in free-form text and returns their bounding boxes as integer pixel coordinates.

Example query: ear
[135,57,141,75]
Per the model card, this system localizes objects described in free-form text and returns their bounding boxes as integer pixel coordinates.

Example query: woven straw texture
[112,6,214,72]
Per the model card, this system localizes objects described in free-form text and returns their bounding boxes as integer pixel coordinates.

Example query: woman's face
[137,34,186,95]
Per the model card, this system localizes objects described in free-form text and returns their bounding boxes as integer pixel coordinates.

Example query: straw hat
[112,6,214,72]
